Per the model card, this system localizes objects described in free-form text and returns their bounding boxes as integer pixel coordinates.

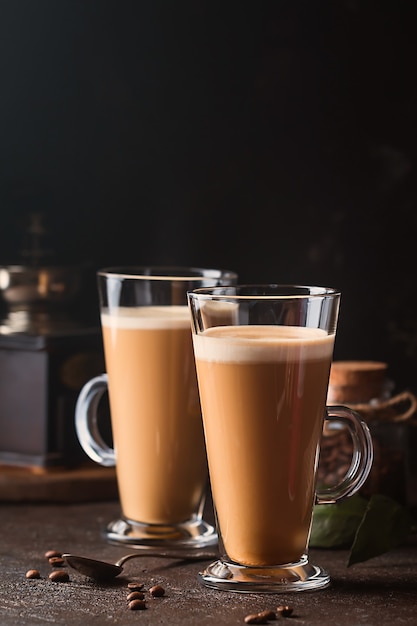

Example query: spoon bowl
[62,550,218,581]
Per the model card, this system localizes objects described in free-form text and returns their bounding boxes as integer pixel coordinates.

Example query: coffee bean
[128,599,147,610]
[258,609,277,620]
[48,556,65,567]
[25,569,41,579]
[149,584,165,597]
[127,591,145,601]
[244,614,267,624]
[48,570,69,583]
[44,549,62,560]
[127,581,144,591]
[277,604,293,617]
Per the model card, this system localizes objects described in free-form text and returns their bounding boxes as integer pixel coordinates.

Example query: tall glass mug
[188,285,373,592]
[75,267,237,550]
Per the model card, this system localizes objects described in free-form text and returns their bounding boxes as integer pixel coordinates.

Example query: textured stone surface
[1,500,416,625]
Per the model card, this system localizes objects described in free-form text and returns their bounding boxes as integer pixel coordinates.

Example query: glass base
[105,516,218,551]
[199,555,330,593]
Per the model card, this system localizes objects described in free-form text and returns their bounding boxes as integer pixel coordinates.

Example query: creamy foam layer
[193,325,334,362]
[101,306,191,330]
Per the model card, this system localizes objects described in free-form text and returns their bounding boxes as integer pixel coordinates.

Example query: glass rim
[97,266,238,281]
[188,284,340,300]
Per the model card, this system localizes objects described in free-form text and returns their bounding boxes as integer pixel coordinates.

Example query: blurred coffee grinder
[0,213,105,469]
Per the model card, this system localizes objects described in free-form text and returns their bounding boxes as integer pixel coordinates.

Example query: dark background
[0,0,416,392]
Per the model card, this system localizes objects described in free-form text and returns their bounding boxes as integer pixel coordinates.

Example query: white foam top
[101,306,191,329]
[192,325,334,362]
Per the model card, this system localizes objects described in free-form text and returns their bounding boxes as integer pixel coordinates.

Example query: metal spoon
[62,550,217,581]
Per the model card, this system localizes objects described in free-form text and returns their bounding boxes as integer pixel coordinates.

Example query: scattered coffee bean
[149,584,165,597]
[48,556,65,567]
[48,570,69,583]
[127,581,144,591]
[127,591,145,601]
[128,599,147,611]
[276,604,293,617]
[25,569,41,579]
[244,614,267,624]
[258,609,277,620]
[44,549,62,560]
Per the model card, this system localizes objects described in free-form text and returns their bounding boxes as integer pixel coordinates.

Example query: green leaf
[348,494,413,567]
[309,495,368,549]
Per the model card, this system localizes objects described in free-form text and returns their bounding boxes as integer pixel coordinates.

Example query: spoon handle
[116,550,218,567]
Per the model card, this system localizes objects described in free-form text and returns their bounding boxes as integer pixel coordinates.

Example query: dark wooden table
[1,499,416,625]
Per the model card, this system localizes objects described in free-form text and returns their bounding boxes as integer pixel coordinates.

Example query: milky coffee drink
[102,306,207,525]
[193,324,334,566]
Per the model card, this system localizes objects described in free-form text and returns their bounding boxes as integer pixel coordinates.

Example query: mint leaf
[309,495,368,548]
[348,494,414,567]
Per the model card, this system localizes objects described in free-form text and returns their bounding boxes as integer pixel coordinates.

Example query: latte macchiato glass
[188,285,374,591]
[75,267,237,550]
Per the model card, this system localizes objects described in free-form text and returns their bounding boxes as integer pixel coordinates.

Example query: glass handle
[316,405,374,504]
[75,373,115,466]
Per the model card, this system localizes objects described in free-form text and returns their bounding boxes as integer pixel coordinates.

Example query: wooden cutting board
[0,464,118,502]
